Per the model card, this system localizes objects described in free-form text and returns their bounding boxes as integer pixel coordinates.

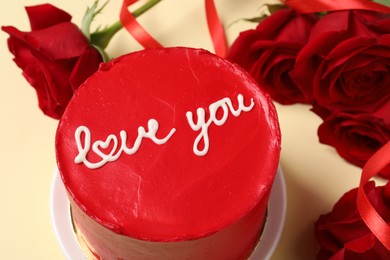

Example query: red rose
[317,110,390,178]
[315,181,390,259]
[228,9,318,104]
[292,10,390,112]
[2,4,103,119]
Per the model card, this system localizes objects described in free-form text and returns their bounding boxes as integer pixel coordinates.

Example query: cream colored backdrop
[0,0,378,259]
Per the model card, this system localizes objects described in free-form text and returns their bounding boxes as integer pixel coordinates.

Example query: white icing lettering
[74,119,176,169]
[186,94,254,156]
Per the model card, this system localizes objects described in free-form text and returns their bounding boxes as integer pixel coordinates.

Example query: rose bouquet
[228,0,390,258]
[228,0,390,179]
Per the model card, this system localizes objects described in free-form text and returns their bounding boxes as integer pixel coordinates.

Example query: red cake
[55,47,281,259]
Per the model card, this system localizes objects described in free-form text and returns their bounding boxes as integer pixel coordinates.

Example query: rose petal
[3,23,90,60]
[344,233,375,253]
[228,29,262,70]
[69,47,103,91]
[6,33,73,119]
[258,9,317,43]
[303,11,351,56]
[383,182,390,207]
[324,37,375,74]
[25,4,72,31]
[373,100,390,126]
[26,23,89,60]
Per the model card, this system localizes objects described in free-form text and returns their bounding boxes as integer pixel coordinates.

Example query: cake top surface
[56,47,281,241]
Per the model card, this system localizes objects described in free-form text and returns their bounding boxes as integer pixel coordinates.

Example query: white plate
[50,166,286,260]
[249,166,286,260]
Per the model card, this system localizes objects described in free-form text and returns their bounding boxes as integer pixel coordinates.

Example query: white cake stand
[50,166,286,260]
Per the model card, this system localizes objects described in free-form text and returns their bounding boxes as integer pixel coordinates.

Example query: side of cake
[56,47,281,259]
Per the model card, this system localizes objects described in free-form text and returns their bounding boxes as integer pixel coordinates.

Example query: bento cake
[55,47,281,259]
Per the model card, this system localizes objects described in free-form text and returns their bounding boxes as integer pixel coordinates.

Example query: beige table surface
[0,0,383,259]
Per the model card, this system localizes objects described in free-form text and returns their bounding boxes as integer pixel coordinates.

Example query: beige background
[0,0,384,259]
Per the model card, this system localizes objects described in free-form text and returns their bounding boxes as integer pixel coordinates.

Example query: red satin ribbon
[282,0,390,13]
[119,0,227,57]
[357,142,390,251]
[205,0,227,57]
[120,0,163,49]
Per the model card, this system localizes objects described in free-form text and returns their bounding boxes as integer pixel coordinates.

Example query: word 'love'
[74,119,176,169]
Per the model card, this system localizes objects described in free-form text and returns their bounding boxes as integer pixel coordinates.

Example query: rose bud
[316,111,390,179]
[228,8,318,105]
[315,181,390,259]
[2,4,103,119]
[292,10,390,113]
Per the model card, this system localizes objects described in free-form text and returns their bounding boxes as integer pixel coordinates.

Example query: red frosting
[56,48,281,244]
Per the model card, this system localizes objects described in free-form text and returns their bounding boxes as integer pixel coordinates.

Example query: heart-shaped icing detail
[92,134,120,164]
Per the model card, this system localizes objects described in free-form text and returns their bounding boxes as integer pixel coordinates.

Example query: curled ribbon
[357,142,390,251]
[205,0,228,58]
[120,0,163,49]
[119,0,227,57]
[282,0,390,13]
